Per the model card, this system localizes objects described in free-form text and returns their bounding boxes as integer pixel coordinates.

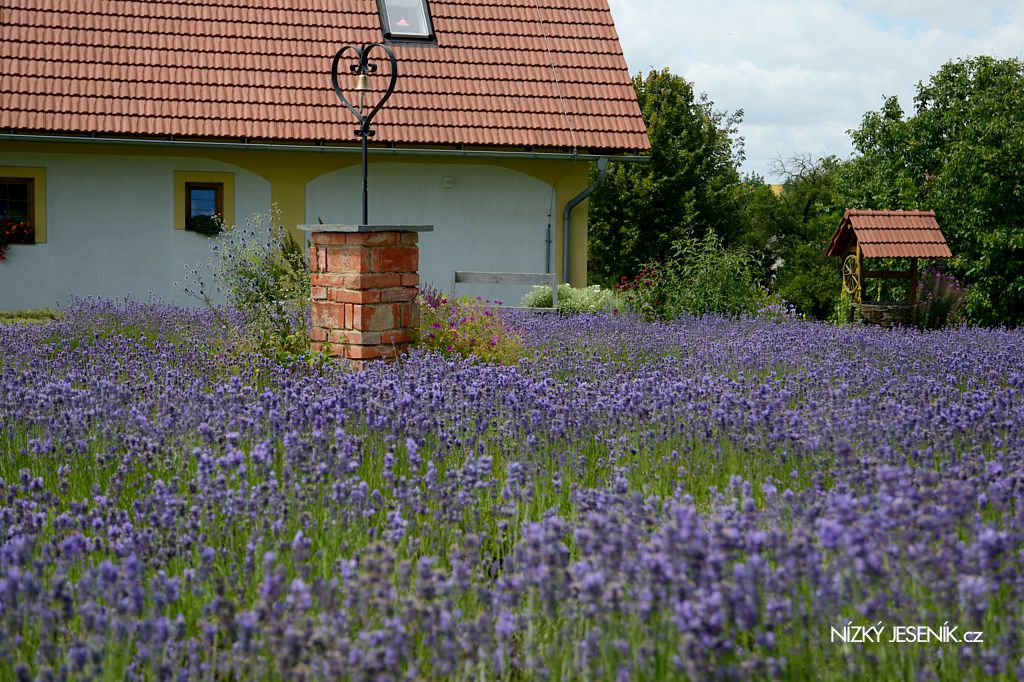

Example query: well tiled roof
[826,209,952,259]
[0,0,649,153]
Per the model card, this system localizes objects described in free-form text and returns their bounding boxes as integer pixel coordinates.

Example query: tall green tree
[587,69,745,286]
[842,56,1024,326]
[730,156,847,320]
[754,155,846,320]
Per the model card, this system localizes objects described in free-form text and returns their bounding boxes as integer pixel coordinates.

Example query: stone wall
[855,302,918,328]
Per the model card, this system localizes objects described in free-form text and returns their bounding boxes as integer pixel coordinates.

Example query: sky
[606,0,1024,179]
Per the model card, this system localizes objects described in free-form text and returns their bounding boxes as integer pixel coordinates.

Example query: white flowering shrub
[522,283,623,314]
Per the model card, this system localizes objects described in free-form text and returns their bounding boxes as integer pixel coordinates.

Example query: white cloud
[606,0,1024,179]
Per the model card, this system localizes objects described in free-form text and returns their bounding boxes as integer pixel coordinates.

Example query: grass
[0,308,60,323]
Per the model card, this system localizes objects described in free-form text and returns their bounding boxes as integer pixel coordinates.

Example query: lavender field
[2,299,1023,680]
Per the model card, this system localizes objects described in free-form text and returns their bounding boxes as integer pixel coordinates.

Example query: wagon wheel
[842,254,860,295]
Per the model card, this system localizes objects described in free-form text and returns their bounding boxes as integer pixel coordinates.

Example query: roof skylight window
[377,0,436,43]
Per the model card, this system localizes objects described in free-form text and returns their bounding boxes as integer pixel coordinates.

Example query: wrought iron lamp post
[330,43,398,225]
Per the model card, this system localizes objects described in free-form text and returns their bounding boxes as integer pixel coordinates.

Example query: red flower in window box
[0,219,34,261]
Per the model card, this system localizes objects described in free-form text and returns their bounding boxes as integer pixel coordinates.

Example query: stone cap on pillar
[298,224,434,233]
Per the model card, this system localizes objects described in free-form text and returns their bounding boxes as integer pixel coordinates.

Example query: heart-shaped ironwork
[330,43,398,135]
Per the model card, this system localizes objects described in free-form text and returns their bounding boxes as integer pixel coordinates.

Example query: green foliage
[185,213,224,237]
[734,156,847,320]
[842,96,922,210]
[842,56,1024,326]
[0,308,59,324]
[772,242,840,320]
[587,69,746,286]
[416,287,524,364]
[585,57,1023,327]
[913,266,966,330]
[856,258,918,304]
[830,289,855,325]
[521,283,623,314]
[617,230,773,320]
[185,209,312,359]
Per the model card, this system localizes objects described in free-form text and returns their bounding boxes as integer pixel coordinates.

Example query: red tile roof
[0,0,650,153]
[826,209,952,259]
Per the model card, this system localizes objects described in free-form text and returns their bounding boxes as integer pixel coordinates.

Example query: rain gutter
[0,132,650,164]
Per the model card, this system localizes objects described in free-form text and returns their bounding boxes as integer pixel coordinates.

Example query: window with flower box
[0,167,46,253]
[1,178,36,245]
[0,171,45,261]
[173,171,234,232]
[185,182,223,233]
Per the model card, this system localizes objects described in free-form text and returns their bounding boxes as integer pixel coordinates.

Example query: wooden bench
[450,270,559,310]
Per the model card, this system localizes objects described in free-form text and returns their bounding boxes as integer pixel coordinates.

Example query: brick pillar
[301,224,433,363]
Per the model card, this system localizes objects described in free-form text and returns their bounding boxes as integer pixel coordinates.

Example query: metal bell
[355,73,370,91]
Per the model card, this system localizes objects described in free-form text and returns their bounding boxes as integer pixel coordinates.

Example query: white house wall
[0,151,271,310]
[306,163,554,305]
[1,154,557,310]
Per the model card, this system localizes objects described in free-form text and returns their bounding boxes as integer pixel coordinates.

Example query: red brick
[310,326,328,342]
[310,285,327,301]
[379,304,414,331]
[311,232,349,246]
[378,287,417,303]
[344,273,403,290]
[315,273,393,290]
[381,329,414,344]
[311,301,345,329]
[345,330,382,345]
[410,302,421,328]
[350,305,372,331]
[400,274,420,287]
[377,246,418,273]
[330,330,387,346]
[329,288,381,304]
[345,344,397,361]
[354,304,402,332]
[395,303,412,331]
[310,273,348,288]
[397,302,414,328]
[347,231,399,246]
[326,245,372,273]
[345,303,354,329]
[400,232,419,244]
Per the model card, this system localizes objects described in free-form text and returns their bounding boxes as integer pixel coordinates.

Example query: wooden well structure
[826,209,952,325]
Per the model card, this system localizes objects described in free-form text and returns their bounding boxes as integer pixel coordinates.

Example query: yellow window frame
[0,166,46,244]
